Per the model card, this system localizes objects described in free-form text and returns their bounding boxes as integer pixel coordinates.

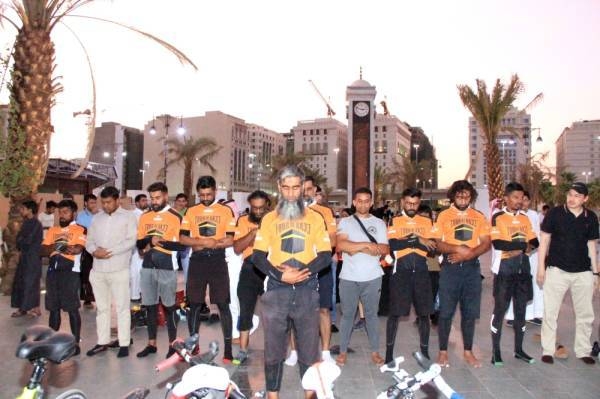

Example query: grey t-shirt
[338,215,388,282]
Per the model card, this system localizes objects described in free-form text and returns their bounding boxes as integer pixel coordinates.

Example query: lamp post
[531,127,542,143]
[150,114,186,185]
[582,171,592,184]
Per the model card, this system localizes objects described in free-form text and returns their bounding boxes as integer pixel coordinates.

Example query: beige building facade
[556,119,600,182]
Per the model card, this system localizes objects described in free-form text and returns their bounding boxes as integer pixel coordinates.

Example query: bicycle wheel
[54,389,88,399]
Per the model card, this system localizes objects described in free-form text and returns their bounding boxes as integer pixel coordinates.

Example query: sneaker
[491,351,504,367]
[353,318,366,330]
[506,320,514,328]
[591,341,600,357]
[117,346,129,358]
[232,351,248,366]
[86,344,108,357]
[527,318,542,326]
[322,350,334,363]
[136,345,157,358]
[515,350,535,364]
[108,338,133,348]
[166,347,177,359]
[285,350,298,366]
[73,345,81,356]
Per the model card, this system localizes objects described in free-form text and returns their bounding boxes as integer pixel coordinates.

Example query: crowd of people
[7,165,600,398]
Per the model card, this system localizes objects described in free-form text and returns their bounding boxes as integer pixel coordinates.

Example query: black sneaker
[527,318,542,326]
[136,345,157,358]
[73,345,81,356]
[117,346,129,358]
[491,351,504,367]
[515,350,535,364]
[591,341,599,357]
[86,344,108,357]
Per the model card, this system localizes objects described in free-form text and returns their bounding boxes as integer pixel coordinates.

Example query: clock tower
[346,74,376,204]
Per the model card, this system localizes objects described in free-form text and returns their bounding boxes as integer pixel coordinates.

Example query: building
[468,107,532,188]
[556,119,600,182]
[373,113,412,180]
[408,125,438,189]
[89,122,144,192]
[291,118,348,190]
[142,111,285,195]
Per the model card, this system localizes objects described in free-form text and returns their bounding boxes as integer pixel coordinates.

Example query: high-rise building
[142,111,285,195]
[468,107,531,188]
[556,120,600,182]
[373,114,411,179]
[408,125,438,189]
[90,122,144,192]
[291,118,348,190]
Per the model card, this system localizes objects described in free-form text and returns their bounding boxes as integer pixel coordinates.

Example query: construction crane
[308,79,336,117]
[380,97,390,116]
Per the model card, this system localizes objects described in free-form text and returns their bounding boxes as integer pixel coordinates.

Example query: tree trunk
[485,142,505,202]
[183,159,193,203]
[0,196,26,295]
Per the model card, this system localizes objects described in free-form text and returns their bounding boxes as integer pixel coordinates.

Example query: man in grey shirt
[85,186,137,358]
[335,187,389,366]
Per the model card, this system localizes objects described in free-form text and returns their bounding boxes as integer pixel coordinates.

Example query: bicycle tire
[54,389,88,399]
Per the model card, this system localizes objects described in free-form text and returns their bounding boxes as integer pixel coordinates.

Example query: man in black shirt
[537,182,599,365]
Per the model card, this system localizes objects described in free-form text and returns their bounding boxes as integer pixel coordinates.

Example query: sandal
[27,309,41,317]
[11,310,27,318]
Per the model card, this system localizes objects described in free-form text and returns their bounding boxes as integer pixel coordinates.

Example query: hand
[447,245,472,264]
[93,247,111,259]
[151,236,164,247]
[364,243,380,256]
[536,268,545,287]
[418,237,437,252]
[279,265,310,284]
[505,250,523,258]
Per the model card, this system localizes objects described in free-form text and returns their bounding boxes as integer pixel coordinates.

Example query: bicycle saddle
[16,325,77,363]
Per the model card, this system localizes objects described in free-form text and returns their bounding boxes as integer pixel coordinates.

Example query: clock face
[354,102,370,117]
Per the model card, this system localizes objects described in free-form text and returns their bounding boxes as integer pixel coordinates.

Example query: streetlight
[582,171,592,183]
[531,127,542,143]
[413,143,420,165]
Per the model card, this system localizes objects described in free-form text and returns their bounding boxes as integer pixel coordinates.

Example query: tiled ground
[1,258,599,398]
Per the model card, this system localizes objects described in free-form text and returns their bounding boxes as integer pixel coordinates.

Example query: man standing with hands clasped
[537,182,599,365]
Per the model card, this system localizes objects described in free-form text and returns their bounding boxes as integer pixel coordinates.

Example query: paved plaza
[1,259,599,399]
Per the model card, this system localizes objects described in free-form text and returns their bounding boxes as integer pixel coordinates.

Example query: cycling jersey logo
[280,229,306,254]
[454,224,473,241]
[198,221,217,237]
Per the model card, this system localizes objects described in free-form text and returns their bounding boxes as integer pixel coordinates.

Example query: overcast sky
[1,0,599,187]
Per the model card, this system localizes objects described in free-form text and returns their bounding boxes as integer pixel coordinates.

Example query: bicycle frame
[16,359,48,399]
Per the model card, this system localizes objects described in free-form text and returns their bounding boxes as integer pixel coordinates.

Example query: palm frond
[68,14,198,70]
[521,92,544,113]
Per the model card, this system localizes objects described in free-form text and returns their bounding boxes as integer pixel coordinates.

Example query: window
[471,151,476,155]
[324,129,327,135]
[382,126,387,132]
[303,130,306,135]
[374,126,379,132]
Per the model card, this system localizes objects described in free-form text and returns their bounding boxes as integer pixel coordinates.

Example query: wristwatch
[593,272,599,276]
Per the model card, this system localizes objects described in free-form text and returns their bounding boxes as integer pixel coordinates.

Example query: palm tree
[555,171,577,204]
[158,137,221,201]
[458,75,531,201]
[516,152,554,208]
[0,1,196,294]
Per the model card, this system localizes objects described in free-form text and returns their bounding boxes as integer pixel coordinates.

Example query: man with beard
[41,200,87,355]
[85,186,137,358]
[434,180,491,368]
[252,165,332,399]
[385,188,437,362]
[136,182,186,358]
[130,194,148,302]
[232,190,270,365]
[76,194,99,308]
[180,176,236,363]
[489,182,539,366]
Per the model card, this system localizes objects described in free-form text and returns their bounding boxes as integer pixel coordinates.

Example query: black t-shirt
[541,205,599,273]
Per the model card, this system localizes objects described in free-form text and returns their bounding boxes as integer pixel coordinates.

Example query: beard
[248,212,263,224]
[200,200,213,206]
[277,197,305,220]
[59,218,71,227]
[151,202,167,212]
[455,203,469,211]
[404,209,416,217]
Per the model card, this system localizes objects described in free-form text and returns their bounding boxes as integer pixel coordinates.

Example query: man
[252,165,331,399]
[434,180,491,368]
[489,183,539,366]
[335,187,388,366]
[385,188,437,362]
[38,200,57,238]
[76,193,99,307]
[41,200,86,355]
[173,193,191,281]
[537,182,599,365]
[136,182,185,358]
[304,177,337,363]
[180,176,236,362]
[505,190,543,326]
[130,194,148,302]
[85,187,137,358]
[11,200,43,318]
[232,190,270,365]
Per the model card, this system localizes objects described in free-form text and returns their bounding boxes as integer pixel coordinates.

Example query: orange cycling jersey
[387,214,437,259]
[309,202,337,248]
[491,210,536,259]
[182,202,236,240]
[137,207,182,255]
[43,223,86,262]
[234,215,258,260]
[253,208,331,268]
[435,205,491,248]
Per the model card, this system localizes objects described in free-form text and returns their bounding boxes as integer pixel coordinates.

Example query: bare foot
[437,351,449,367]
[464,350,481,368]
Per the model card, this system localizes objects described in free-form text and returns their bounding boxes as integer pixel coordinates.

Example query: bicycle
[377,352,464,399]
[15,325,149,399]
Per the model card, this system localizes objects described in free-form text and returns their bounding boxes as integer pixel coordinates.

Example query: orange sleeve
[43,228,54,245]
[313,212,332,252]
[479,216,492,237]
[71,226,87,247]
[226,209,236,234]
[253,213,273,252]
[137,214,147,240]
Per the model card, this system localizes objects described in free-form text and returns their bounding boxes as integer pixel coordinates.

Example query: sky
[1,0,599,187]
